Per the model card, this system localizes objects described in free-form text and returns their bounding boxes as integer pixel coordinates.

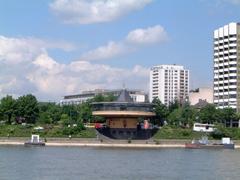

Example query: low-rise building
[60,89,147,105]
[189,87,213,105]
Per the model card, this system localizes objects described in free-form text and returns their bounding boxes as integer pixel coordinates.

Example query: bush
[211,130,224,139]
[182,130,190,137]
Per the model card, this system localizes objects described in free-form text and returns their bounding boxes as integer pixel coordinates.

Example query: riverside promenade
[0,137,240,149]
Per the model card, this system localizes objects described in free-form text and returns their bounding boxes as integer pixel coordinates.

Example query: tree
[60,113,71,126]
[168,99,180,113]
[61,105,79,123]
[0,95,16,124]
[104,93,116,102]
[38,111,52,124]
[38,102,62,124]
[219,108,238,127]
[164,102,197,127]
[77,102,92,123]
[167,108,183,126]
[15,94,39,124]
[48,104,62,123]
[152,98,169,125]
[198,104,220,124]
[181,106,197,127]
[93,94,105,102]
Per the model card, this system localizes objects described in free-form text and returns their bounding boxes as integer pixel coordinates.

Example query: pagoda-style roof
[116,89,133,102]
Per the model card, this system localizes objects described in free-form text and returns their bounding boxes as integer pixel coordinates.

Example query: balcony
[229,43,237,48]
[229,61,237,65]
[229,91,237,95]
[229,37,237,41]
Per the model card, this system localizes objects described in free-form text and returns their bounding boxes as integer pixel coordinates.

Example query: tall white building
[150,64,189,106]
[213,22,240,112]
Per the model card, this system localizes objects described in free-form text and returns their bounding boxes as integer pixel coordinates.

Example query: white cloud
[50,0,152,24]
[0,35,149,101]
[0,24,168,100]
[80,25,168,61]
[126,25,168,45]
[0,36,75,64]
[80,41,129,61]
[28,55,149,101]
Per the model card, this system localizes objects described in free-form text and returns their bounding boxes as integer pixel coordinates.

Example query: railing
[92,103,154,112]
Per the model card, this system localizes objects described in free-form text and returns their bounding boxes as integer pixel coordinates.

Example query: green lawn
[153,126,206,140]
[153,126,240,140]
[0,124,96,138]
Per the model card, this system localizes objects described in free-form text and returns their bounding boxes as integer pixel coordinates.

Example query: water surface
[0,146,239,180]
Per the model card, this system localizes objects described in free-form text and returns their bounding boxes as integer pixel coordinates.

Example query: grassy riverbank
[153,126,240,140]
[0,124,96,138]
[153,126,205,140]
[1,124,240,140]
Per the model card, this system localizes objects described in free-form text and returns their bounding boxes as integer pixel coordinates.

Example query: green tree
[60,113,70,126]
[219,108,238,127]
[152,98,169,125]
[104,93,116,102]
[77,102,92,123]
[168,99,180,113]
[48,104,62,123]
[38,111,52,124]
[61,105,79,123]
[0,95,16,124]
[181,106,197,127]
[167,108,183,126]
[15,94,39,124]
[38,102,62,124]
[198,104,220,124]
[93,94,105,102]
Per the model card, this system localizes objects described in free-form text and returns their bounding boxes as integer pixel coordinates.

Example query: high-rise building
[213,22,240,112]
[149,64,189,105]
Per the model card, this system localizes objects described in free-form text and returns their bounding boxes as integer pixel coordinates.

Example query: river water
[0,146,239,180]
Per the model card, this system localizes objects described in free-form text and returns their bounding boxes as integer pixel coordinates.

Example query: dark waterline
[0,146,240,180]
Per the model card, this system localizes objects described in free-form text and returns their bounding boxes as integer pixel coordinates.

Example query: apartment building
[149,64,189,106]
[213,22,240,112]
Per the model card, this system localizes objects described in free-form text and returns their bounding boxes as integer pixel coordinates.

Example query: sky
[0,0,240,101]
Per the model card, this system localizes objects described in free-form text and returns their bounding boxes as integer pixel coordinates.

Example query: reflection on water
[0,146,239,180]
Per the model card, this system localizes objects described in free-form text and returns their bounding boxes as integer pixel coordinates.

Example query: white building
[150,64,189,106]
[60,89,147,105]
[213,22,240,112]
[189,87,213,105]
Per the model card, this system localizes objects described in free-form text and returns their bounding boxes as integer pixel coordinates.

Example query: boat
[185,136,234,149]
[24,134,45,146]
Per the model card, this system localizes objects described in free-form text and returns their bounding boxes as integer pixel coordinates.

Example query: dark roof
[116,89,133,102]
[193,99,209,109]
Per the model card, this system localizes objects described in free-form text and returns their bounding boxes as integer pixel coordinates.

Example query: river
[0,146,239,180]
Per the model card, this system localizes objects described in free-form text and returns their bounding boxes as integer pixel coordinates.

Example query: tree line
[0,94,115,125]
[152,98,239,127]
[0,94,238,128]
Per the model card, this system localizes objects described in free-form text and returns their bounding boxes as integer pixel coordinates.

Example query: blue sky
[0,0,240,101]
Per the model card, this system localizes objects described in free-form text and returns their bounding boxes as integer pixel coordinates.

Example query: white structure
[60,89,147,105]
[213,22,240,112]
[189,87,213,105]
[149,64,189,106]
[193,123,215,133]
